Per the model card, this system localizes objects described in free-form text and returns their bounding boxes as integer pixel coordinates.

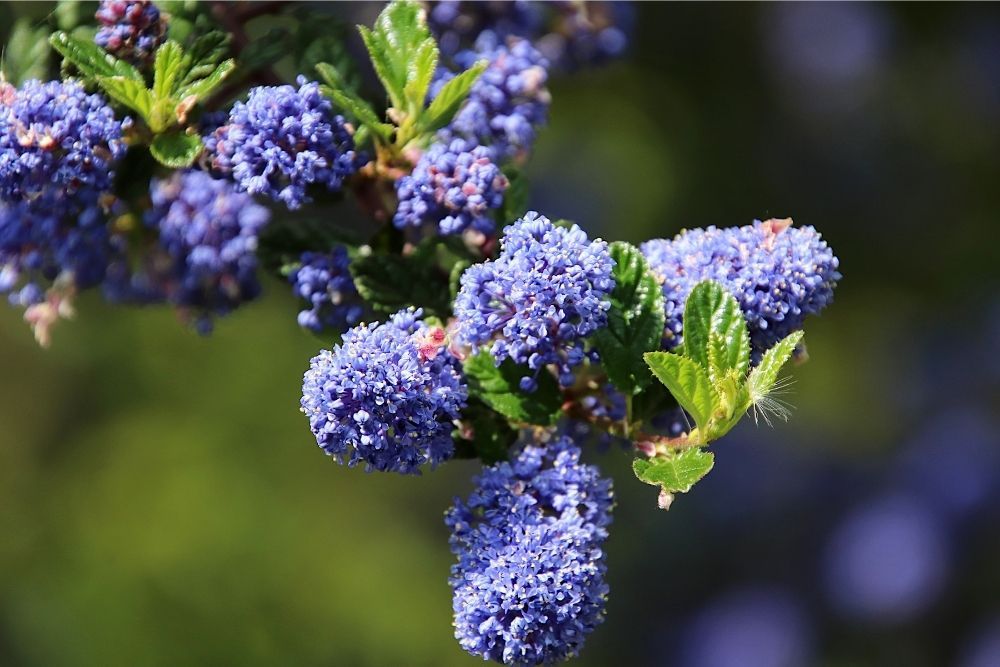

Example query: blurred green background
[1,2,999,666]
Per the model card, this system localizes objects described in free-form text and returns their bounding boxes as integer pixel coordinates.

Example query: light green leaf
[358,0,430,109]
[594,242,666,395]
[683,280,749,378]
[319,83,393,141]
[149,131,203,168]
[403,38,438,113]
[747,330,803,401]
[644,351,716,432]
[176,59,235,103]
[463,352,562,425]
[316,61,349,89]
[95,75,154,120]
[422,61,486,132]
[152,40,185,99]
[2,19,52,85]
[633,447,715,494]
[49,32,142,81]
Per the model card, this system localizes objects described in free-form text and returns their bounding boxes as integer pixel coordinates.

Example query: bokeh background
[2,2,999,666]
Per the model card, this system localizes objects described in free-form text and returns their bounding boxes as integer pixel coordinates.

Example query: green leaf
[633,447,715,494]
[644,351,716,432]
[149,131,204,168]
[152,40,186,99]
[319,82,393,141]
[463,352,562,425]
[2,19,52,85]
[49,32,142,81]
[500,167,529,224]
[682,280,749,379]
[181,30,231,86]
[593,242,666,395]
[403,38,438,113]
[95,75,154,120]
[449,259,471,300]
[747,330,803,401]
[358,0,430,109]
[349,244,451,317]
[453,400,517,464]
[176,59,235,103]
[422,61,486,132]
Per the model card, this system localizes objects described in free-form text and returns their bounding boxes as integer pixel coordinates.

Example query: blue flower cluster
[446,436,613,665]
[428,1,631,71]
[289,246,364,333]
[300,308,467,474]
[0,79,128,340]
[428,1,542,58]
[205,77,361,210]
[394,138,508,235]
[436,34,550,159]
[144,170,270,333]
[0,190,120,307]
[95,0,167,65]
[0,79,127,202]
[641,218,841,355]
[454,212,614,388]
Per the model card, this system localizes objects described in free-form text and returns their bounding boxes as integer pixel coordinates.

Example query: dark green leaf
[463,351,562,425]
[682,280,749,378]
[176,59,235,102]
[644,351,716,432]
[49,32,142,81]
[149,131,203,167]
[349,244,451,316]
[500,167,529,224]
[181,30,231,85]
[95,75,154,120]
[422,61,486,132]
[593,242,666,395]
[453,400,517,464]
[633,447,715,494]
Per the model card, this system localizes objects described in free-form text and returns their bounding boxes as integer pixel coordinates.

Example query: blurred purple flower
[824,494,949,623]
[678,587,813,667]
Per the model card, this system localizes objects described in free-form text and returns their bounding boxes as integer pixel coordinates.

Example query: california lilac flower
[677,587,814,667]
[446,436,613,665]
[300,308,466,474]
[896,408,1000,519]
[958,617,1000,667]
[454,212,614,388]
[0,190,119,303]
[95,0,167,66]
[428,1,543,58]
[205,77,360,209]
[428,1,631,71]
[394,138,508,235]
[289,246,364,333]
[436,34,550,159]
[0,79,127,202]
[823,494,949,623]
[641,218,840,356]
[145,171,270,332]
